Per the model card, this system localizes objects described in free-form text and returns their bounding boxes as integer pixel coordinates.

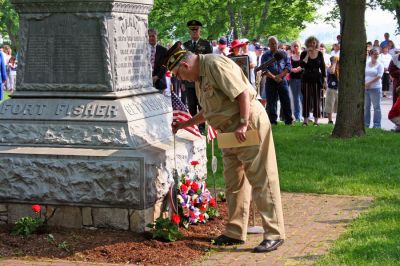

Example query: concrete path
[198,193,373,266]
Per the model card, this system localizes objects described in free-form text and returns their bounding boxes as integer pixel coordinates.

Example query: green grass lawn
[207,124,400,265]
[1,91,10,102]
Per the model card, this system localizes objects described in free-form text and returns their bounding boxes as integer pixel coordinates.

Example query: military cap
[162,41,188,71]
[187,20,203,29]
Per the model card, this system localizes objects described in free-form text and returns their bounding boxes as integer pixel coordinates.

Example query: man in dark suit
[148,29,167,92]
[183,20,212,132]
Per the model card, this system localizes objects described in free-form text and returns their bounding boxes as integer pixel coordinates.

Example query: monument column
[0,0,206,231]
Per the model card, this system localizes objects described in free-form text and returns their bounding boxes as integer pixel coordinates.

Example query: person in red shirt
[389,87,400,132]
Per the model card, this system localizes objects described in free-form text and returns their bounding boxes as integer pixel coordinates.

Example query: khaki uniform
[196,54,285,241]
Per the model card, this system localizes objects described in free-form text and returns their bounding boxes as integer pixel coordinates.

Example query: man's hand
[152,76,159,82]
[234,124,248,143]
[172,121,185,134]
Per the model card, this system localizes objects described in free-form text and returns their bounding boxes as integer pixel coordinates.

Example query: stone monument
[0,0,206,231]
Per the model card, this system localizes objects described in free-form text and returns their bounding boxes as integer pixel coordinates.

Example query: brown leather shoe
[253,239,284,253]
[212,235,245,246]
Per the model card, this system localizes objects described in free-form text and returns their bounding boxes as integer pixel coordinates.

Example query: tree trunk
[332,0,366,138]
[256,0,271,40]
[227,1,238,39]
[396,7,400,33]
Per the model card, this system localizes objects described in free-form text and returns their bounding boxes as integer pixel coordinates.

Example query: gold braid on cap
[167,50,188,71]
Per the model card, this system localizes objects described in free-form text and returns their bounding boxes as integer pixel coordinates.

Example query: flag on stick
[207,125,218,142]
[171,92,202,138]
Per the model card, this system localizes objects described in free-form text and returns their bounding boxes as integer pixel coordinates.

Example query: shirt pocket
[202,85,221,112]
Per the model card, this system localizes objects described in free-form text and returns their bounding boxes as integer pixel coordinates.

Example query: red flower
[199,213,204,221]
[180,184,188,194]
[190,160,200,166]
[171,214,180,225]
[31,204,41,213]
[185,180,192,187]
[191,182,199,192]
[200,205,207,211]
[210,198,216,207]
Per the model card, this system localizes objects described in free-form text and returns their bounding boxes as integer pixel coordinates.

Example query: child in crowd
[388,86,400,132]
[7,56,17,93]
[324,56,339,124]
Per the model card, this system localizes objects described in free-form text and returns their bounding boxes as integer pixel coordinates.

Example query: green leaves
[11,216,44,236]
[149,0,322,44]
[146,217,183,242]
[0,0,19,48]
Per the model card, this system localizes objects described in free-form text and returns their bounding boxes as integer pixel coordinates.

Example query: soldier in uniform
[165,42,285,253]
[183,20,212,133]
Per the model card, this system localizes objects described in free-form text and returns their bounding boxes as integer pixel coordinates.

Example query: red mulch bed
[0,202,228,265]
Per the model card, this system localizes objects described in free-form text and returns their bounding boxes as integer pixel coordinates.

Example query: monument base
[0,131,206,231]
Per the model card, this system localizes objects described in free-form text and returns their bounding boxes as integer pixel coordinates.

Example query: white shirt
[213,46,229,56]
[243,51,257,85]
[323,53,331,68]
[330,50,340,57]
[379,53,392,70]
[365,61,384,89]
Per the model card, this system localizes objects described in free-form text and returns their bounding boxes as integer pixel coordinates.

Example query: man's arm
[172,110,206,134]
[234,89,250,143]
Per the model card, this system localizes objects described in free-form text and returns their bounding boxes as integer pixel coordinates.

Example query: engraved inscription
[115,14,151,89]
[0,103,118,119]
[24,14,105,85]
[123,96,170,116]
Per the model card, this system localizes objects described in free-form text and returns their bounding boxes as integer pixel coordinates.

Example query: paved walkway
[198,193,373,266]
[1,193,373,266]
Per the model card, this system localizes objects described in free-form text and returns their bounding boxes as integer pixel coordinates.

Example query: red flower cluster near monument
[176,161,219,226]
[31,205,41,213]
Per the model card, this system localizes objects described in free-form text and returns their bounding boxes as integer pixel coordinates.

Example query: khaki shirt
[195,54,257,132]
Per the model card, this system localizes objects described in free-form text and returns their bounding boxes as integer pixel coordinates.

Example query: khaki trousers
[221,102,285,241]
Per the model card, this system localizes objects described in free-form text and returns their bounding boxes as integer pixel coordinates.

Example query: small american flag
[207,125,218,142]
[171,92,202,138]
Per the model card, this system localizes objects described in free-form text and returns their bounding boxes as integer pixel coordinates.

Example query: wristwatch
[240,117,248,125]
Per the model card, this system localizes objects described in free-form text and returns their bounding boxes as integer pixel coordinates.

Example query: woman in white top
[365,48,384,128]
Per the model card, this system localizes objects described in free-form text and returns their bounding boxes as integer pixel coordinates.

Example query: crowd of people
[148,25,400,132]
[0,44,17,101]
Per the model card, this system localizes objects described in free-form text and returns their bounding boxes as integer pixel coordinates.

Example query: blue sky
[300,4,400,45]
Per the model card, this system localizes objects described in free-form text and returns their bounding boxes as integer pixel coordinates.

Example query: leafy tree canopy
[149,0,323,45]
[0,0,19,49]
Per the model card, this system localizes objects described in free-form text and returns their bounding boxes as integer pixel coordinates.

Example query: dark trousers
[187,86,205,131]
[382,73,390,92]
[265,78,293,124]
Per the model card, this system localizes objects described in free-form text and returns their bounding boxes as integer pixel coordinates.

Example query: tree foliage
[149,0,323,45]
[370,0,400,32]
[0,0,19,48]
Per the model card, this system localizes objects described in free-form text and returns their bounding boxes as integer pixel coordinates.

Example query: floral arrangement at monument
[176,160,219,227]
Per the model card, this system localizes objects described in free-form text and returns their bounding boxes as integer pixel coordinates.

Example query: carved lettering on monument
[115,14,151,90]
[24,14,105,85]
[0,103,118,119]
[0,103,47,116]
[123,95,171,116]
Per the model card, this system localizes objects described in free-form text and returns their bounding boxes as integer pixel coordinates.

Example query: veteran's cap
[162,41,188,71]
[187,20,203,29]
